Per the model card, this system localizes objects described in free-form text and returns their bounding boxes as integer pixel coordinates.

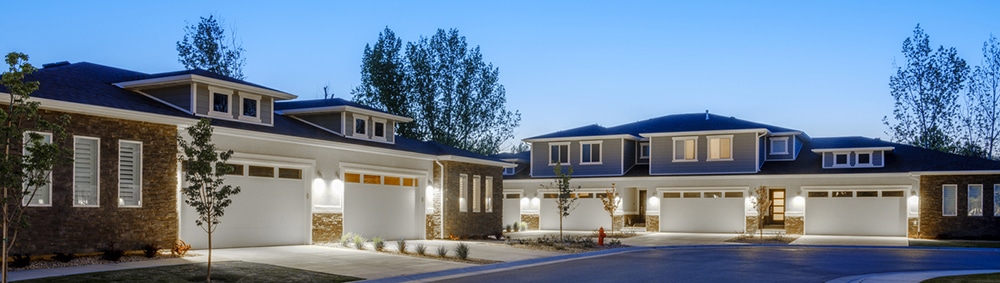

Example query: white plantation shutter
[118,141,142,207]
[74,137,100,206]
[22,132,53,206]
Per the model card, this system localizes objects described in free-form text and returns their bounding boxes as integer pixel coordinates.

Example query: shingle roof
[525,113,801,140]
[4,62,503,164]
[136,68,291,95]
[274,97,390,114]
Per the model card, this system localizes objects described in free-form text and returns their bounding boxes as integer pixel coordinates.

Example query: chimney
[705,110,709,120]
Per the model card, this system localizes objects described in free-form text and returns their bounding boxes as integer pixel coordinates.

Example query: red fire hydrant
[598,227,606,246]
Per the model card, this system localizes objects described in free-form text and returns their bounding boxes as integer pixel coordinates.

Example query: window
[808,191,829,198]
[373,119,387,140]
[505,193,520,199]
[353,114,368,138]
[882,190,905,197]
[581,141,601,164]
[857,191,878,197]
[503,167,515,175]
[770,137,789,155]
[832,191,853,198]
[226,164,245,176]
[278,168,302,179]
[485,176,493,213]
[213,92,229,113]
[834,153,849,166]
[663,192,681,198]
[673,137,697,162]
[857,152,872,166]
[118,141,142,207]
[995,185,1000,217]
[943,184,957,216]
[683,192,701,198]
[384,176,401,186]
[639,143,650,159]
[23,132,53,206]
[240,93,261,122]
[473,175,481,212]
[248,165,275,178]
[363,174,381,184]
[344,173,361,183]
[725,191,744,198]
[704,192,723,198]
[459,174,468,212]
[969,184,983,216]
[73,137,100,207]
[543,193,558,198]
[708,136,733,161]
[549,142,569,165]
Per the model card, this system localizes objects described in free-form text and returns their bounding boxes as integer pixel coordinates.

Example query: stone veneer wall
[919,175,1000,239]
[441,161,504,238]
[312,213,343,243]
[611,215,625,232]
[785,216,804,235]
[18,111,178,254]
[520,214,539,230]
[426,162,443,239]
[645,215,658,232]
[908,217,919,238]
[745,216,758,234]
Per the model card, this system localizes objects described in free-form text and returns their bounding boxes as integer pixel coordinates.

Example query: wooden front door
[767,189,785,225]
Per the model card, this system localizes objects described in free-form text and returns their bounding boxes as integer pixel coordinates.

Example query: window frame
[352,114,369,138]
[485,176,493,213]
[22,131,53,207]
[580,141,602,165]
[833,152,850,167]
[207,87,233,118]
[639,142,650,159]
[995,184,1000,217]
[969,184,983,216]
[73,136,101,207]
[855,151,873,167]
[118,140,143,208]
[548,142,570,165]
[459,174,468,212]
[239,92,262,122]
[503,167,515,175]
[942,184,957,216]
[473,175,481,212]
[372,118,387,141]
[707,135,733,161]
[672,136,698,162]
[770,137,789,155]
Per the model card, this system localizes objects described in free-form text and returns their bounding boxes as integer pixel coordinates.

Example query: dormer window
[373,118,387,141]
[353,114,368,138]
[834,153,849,166]
[208,87,233,119]
[214,93,229,112]
[857,152,872,166]
[770,137,789,155]
[639,142,650,159]
[243,98,257,117]
[503,167,515,175]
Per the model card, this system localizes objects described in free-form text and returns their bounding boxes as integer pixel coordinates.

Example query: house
[0,61,508,254]
[501,112,1000,239]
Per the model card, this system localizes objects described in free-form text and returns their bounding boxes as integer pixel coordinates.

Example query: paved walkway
[6,233,993,282]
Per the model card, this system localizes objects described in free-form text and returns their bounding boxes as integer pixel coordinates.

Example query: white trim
[548,142,570,166]
[230,152,316,168]
[912,170,1000,176]
[22,131,53,207]
[800,185,912,191]
[115,73,297,100]
[770,131,803,136]
[769,136,789,155]
[504,172,918,184]
[72,136,101,208]
[339,162,427,178]
[639,142,650,159]
[207,86,233,119]
[579,140,603,165]
[351,114,369,139]
[707,135,734,161]
[238,92,263,123]
[372,117,388,142]
[656,186,749,192]
[641,128,770,138]
[832,152,850,168]
[968,184,984,217]
[812,146,895,153]
[523,134,640,143]
[276,105,413,122]
[118,140,143,208]
[671,136,698,162]
[942,184,958,216]
[855,151,874,167]
[459,174,469,212]
[436,155,514,168]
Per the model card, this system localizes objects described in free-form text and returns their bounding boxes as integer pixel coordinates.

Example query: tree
[749,186,771,239]
[0,52,69,283]
[177,118,241,283]
[510,141,530,154]
[599,183,621,235]
[541,164,578,242]
[352,27,521,155]
[884,24,969,152]
[176,15,246,80]
[966,34,1000,159]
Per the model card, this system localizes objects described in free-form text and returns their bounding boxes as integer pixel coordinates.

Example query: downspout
[435,160,445,240]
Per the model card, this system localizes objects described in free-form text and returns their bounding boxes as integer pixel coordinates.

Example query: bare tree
[541,164,578,242]
[967,34,1000,159]
[599,183,621,235]
[750,186,771,239]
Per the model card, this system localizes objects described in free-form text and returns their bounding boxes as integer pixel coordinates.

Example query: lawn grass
[909,239,1000,248]
[922,272,1000,283]
[19,261,362,283]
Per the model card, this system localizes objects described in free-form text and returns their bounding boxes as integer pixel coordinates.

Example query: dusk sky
[5,1,1000,150]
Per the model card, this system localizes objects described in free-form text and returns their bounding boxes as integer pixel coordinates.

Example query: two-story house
[502,112,1000,239]
[1,61,508,254]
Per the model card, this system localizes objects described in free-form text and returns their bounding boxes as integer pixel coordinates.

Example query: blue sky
[5,1,1000,149]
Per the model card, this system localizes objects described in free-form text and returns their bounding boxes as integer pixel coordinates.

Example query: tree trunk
[559,209,564,243]
[206,222,212,283]
[2,213,7,283]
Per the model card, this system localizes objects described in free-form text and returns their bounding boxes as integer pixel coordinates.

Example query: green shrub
[505,224,512,233]
[53,252,75,263]
[454,243,470,260]
[340,233,354,247]
[9,254,30,268]
[397,239,408,254]
[415,244,427,255]
[436,245,448,257]
[373,236,385,252]
[142,243,160,258]
[519,222,528,231]
[353,234,367,250]
[101,243,125,262]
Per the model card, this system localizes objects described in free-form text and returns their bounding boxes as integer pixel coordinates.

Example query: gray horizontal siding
[623,140,636,173]
[531,138,624,177]
[649,132,758,175]
[297,113,343,134]
[195,84,209,115]
[144,85,191,112]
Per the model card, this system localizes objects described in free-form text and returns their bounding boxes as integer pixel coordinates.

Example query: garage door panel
[662,198,744,233]
[503,199,521,226]
[540,199,611,231]
[181,176,307,249]
[343,184,416,240]
[805,197,905,236]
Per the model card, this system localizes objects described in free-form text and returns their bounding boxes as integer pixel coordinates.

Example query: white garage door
[502,192,522,227]
[342,173,421,240]
[540,192,612,231]
[805,189,906,236]
[660,191,746,233]
[181,164,308,249]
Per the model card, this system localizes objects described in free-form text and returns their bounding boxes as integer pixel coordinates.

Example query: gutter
[435,160,445,240]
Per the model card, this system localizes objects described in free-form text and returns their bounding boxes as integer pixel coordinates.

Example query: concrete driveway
[509,230,910,247]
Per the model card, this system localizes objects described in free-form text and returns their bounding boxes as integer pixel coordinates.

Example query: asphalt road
[437,246,1000,283]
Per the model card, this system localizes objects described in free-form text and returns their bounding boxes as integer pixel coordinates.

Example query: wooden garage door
[804,190,906,236]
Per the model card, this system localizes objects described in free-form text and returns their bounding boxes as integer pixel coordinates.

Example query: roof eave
[639,128,770,138]
[811,147,895,153]
[438,155,515,168]
[523,134,640,143]
[115,74,298,100]
[277,105,414,122]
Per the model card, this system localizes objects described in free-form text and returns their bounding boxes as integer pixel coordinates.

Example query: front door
[637,190,647,224]
[767,189,785,226]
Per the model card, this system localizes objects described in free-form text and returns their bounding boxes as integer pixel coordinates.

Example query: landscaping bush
[102,242,125,262]
[372,236,385,252]
[436,245,448,257]
[512,221,520,232]
[454,243,470,260]
[172,239,191,256]
[415,244,427,255]
[143,243,160,258]
[340,232,354,247]
[352,234,367,250]
[9,254,30,268]
[397,239,408,254]
[505,224,512,233]
[519,222,527,231]
[53,252,75,263]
